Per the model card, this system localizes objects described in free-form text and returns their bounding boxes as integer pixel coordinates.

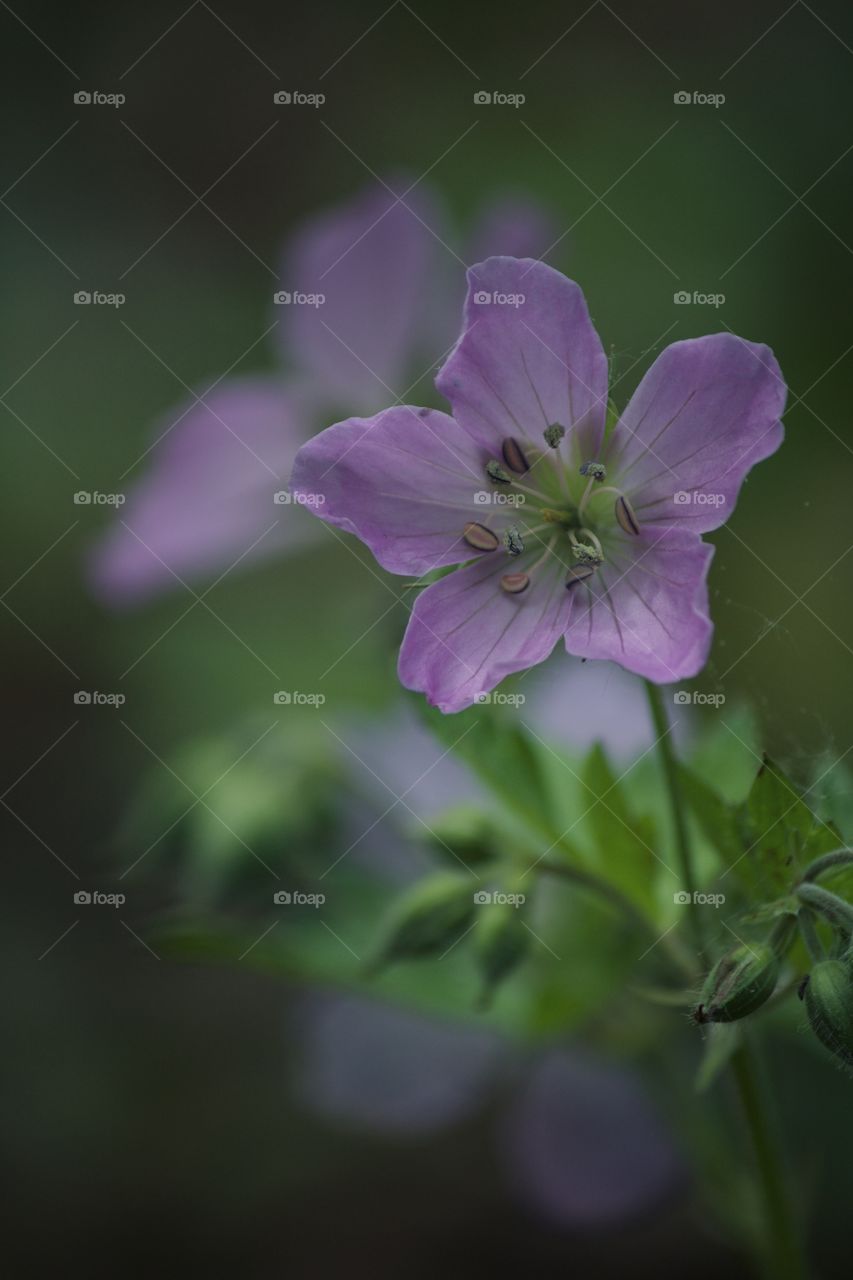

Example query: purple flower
[89,183,556,604]
[292,257,786,712]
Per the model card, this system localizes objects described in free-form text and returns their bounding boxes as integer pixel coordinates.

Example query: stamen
[486,459,512,485]
[502,437,530,474]
[615,494,640,537]
[566,564,596,588]
[579,461,606,481]
[463,522,499,552]
[572,542,602,566]
[503,526,524,556]
[500,572,530,594]
[543,423,566,449]
[540,508,572,526]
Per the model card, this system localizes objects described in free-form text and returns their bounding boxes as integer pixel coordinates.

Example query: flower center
[462,431,641,594]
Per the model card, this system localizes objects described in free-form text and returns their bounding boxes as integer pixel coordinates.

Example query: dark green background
[2,1,852,1274]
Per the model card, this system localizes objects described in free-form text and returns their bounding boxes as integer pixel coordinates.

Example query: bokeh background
[3,1,853,1275]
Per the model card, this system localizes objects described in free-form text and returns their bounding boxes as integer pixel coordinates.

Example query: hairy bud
[801,959,853,1069]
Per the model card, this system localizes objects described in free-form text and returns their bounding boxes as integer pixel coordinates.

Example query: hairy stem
[731,1035,808,1280]
[644,679,705,961]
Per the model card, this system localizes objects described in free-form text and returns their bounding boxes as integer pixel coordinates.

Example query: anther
[580,461,606,481]
[615,494,640,536]
[543,423,566,449]
[502,437,530,474]
[486,459,512,485]
[463,522,499,552]
[566,564,596,588]
[572,542,602,566]
[503,526,524,556]
[500,572,530,594]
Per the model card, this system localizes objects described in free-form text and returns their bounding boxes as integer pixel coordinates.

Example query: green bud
[695,943,782,1024]
[418,805,495,866]
[474,897,530,1006]
[370,873,475,972]
[801,959,853,1069]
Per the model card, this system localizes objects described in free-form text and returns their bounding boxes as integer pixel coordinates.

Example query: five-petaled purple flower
[292,257,786,712]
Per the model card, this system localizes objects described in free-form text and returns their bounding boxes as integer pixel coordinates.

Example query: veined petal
[398,546,571,713]
[290,406,504,576]
[88,378,311,605]
[436,257,608,462]
[279,179,446,415]
[563,527,714,684]
[606,334,785,533]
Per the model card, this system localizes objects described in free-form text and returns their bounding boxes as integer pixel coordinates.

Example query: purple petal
[88,378,310,604]
[606,334,786,533]
[290,406,497,576]
[563,527,714,683]
[436,257,608,460]
[280,179,447,415]
[398,548,572,713]
[296,994,503,1136]
[502,1050,683,1227]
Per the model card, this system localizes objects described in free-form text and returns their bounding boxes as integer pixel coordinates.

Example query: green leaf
[577,744,659,919]
[736,757,842,899]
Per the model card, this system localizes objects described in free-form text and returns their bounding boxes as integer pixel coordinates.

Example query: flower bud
[370,873,475,973]
[801,959,853,1069]
[694,943,782,1024]
[474,898,530,1006]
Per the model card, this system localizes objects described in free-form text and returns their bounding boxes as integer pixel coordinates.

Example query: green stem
[801,847,853,882]
[644,680,705,961]
[731,1035,808,1280]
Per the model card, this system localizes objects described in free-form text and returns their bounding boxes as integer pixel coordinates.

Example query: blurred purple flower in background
[89,181,556,604]
[296,994,683,1228]
[293,256,786,711]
